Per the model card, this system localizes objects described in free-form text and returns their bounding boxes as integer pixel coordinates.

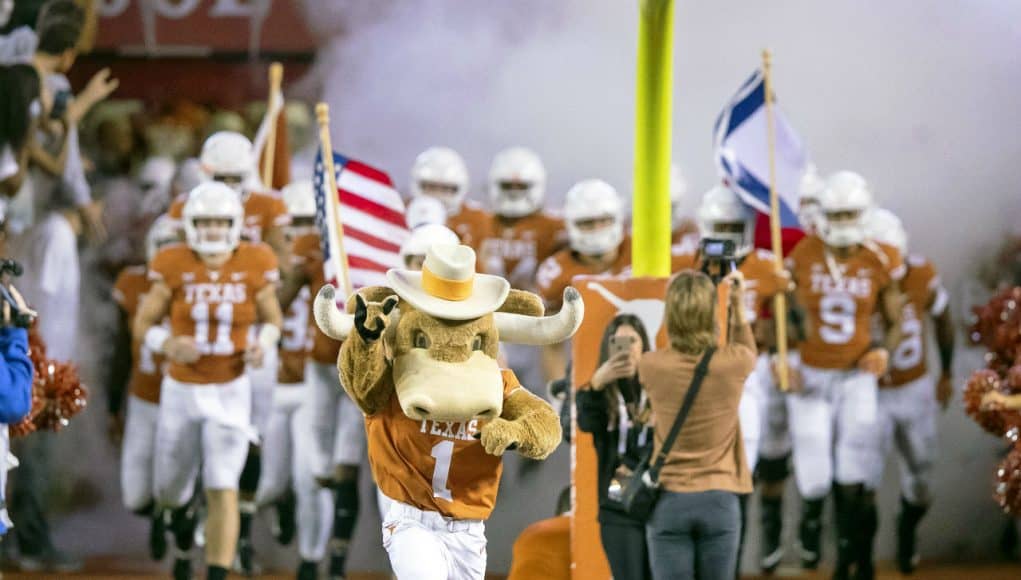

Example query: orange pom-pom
[994,444,1021,517]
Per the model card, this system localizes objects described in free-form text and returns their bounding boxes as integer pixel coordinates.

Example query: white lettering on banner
[153,0,201,19]
[208,0,263,17]
[183,283,248,304]
[98,0,130,17]
[419,419,480,442]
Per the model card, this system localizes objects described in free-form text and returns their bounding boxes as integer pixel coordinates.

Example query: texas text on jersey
[113,266,164,403]
[149,242,280,384]
[367,370,523,520]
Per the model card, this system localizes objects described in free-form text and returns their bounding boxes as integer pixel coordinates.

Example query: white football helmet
[138,156,177,215]
[281,179,316,219]
[405,196,448,230]
[410,147,469,216]
[819,170,873,248]
[200,131,254,194]
[173,158,208,196]
[564,179,624,256]
[182,182,244,255]
[865,207,908,256]
[797,164,826,233]
[399,224,460,269]
[696,185,755,258]
[145,214,180,263]
[488,147,546,218]
[670,163,689,231]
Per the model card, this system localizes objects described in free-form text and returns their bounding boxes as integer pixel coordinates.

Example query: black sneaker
[16,548,83,573]
[235,537,258,576]
[150,509,168,561]
[298,560,319,580]
[172,557,192,580]
[274,490,297,546]
[329,545,347,580]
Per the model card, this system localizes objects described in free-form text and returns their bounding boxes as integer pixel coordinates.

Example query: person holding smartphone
[576,313,654,580]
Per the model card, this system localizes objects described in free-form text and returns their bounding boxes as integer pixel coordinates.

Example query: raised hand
[354,294,398,342]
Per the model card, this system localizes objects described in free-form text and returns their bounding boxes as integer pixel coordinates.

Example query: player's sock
[237,500,257,575]
[171,548,192,580]
[149,506,168,561]
[207,564,229,580]
[169,504,197,552]
[330,478,360,577]
[274,489,297,545]
[760,495,784,573]
[897,496,928,574]
[797,497,824,569]
[854,492,878,580]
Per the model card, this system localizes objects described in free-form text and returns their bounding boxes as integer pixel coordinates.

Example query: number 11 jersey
[150,242,279,385]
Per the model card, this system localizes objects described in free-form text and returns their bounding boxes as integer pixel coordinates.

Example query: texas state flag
[713,69,808,255]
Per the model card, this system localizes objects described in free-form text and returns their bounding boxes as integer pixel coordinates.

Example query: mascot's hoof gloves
[479,418,521,456]
[355,295,398,342]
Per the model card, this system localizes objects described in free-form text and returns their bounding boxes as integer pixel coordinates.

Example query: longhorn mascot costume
[314,243,582,580]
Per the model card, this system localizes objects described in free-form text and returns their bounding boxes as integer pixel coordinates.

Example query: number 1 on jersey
[430,440,454,502]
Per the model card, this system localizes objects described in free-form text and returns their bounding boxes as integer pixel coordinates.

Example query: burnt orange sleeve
[149,246,182,288]
[112,271,131,309]
[268,194,291,228]
[501,369,523,398]
[535,255,567,310]
[249,244,281,291]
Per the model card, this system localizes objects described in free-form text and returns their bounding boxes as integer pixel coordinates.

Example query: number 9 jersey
[149,242,279,384]
[786,235,903,370]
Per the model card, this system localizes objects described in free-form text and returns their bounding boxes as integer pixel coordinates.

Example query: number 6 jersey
[786,235,902,370]
[366,369,523,521]
[149,242,279,385]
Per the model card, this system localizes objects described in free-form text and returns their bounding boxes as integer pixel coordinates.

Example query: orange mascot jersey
[367,369,522,521]
[277,285,311,384]
[786,235,899,370]
[447,200,493,252]
[291,232,342,364]
[671,248,782,323]
[168,190,290,243]
[150,242,279,384]
[112,265,164,403]
[536,239,632,312]
[886,254,942,387]
[478,212,567,289]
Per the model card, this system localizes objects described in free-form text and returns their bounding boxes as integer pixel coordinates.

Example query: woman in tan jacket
[639,269,756,580]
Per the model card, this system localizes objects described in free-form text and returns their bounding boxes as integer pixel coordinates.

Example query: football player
[537,179,630,382]
[134,182,283,580]
[478,147,566,290]
[865,208,953,574]
[108,215,179,561]
[165,131,291,573]
[783,171,904,579]
[137,156,177,217]
[797,164,826,236]
[670,162,699,246]
[405,196,449,230]
[409,146,491,250]
[671,185,790,572]
[254,179,328,580]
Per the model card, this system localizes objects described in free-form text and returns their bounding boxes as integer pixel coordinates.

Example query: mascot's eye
[471,334,484,351]
[413,331,431,349]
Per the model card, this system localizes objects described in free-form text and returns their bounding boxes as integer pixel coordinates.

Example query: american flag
[313,150,410,297]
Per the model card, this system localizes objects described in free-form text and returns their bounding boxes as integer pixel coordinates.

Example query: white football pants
[121,395,159,511]
[382,499,487,580]
[869,375,938,504]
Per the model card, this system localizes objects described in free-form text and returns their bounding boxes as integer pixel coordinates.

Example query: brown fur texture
[337,286,560,461]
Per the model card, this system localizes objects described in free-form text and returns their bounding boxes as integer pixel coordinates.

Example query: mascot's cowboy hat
[387,244,510,320]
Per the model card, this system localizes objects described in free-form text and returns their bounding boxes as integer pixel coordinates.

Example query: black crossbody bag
[606,347,716,521]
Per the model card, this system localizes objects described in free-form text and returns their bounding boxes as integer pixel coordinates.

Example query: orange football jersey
[671,248,783,323]
[536,239,632,312]
[150,242,279,384]
[367,370,523,521]
[291,232,342,364]
[865,240,907,282]
[168,190,290,244]
[787,235,894,370]
[478,212,567,290]
[277,285,311,385]
[112,266,164,403]
[447,200,494,251]
[886,255,943,387]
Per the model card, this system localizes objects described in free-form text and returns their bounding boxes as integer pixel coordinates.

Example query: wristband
[144,326,171,354]
[258,324,281,350]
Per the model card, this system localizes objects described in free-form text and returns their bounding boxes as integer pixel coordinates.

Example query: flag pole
[315,103,353,299]
[262,62,283,188]
[762,49,790,392]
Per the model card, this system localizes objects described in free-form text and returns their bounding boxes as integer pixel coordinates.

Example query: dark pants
[10,433,55,556]
[646,490,741,580]
[600,518,652,580]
